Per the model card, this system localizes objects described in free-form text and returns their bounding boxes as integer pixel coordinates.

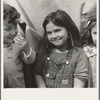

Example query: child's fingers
[15,38,23,43]
[19,36,25,41]
[15,34,25,40]
[15,36,25,42]
[14,35,27,47]
[15,39,27,48]
[15,40,23,46]
[15,38,25,46]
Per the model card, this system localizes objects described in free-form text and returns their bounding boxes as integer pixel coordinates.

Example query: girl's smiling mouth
[7,36,14,40]
[51,37,61,42]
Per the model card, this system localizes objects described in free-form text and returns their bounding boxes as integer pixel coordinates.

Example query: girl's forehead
[4,20,17,28]
[46,22,62,29]
[47,22,56,27]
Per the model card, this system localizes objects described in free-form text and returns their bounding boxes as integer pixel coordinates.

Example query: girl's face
[46,22,69,49]
[91,24,97,46]
[3,19,18,45]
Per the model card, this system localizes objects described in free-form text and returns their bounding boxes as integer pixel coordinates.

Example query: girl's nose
[9,30,16,36]
[52,33,57,38]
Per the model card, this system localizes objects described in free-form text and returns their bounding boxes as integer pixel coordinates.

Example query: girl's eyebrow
[92,32,97,34]
[46,31,51,34]
[46,28,60,32]
[46,30,51,32]
[54,28,60,30]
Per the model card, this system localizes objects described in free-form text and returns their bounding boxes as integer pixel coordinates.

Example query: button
[46,73,49,77]
[66,61,69,65]
[47,57,50,60]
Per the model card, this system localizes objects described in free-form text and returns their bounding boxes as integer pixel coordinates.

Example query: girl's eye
[4,28,10,31]
[47,32,52,35]
[93,32,97,35]
[54,29,60,32]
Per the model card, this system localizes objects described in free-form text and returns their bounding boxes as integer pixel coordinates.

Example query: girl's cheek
[47,36,51,41]
[14,29,18,36]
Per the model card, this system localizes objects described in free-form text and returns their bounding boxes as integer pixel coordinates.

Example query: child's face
[3,19,18,45]
[46,22,68,49]
[91,24,97,46]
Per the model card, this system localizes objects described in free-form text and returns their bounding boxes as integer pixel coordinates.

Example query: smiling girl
[35,10,89,88]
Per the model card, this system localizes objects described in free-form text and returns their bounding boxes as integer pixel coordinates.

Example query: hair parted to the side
[80,1,96,46]
[42,10,81,55]
[81,18,96,46]
[3,2,20,25]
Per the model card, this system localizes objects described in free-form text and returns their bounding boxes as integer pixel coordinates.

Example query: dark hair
[3,2,20,25]
[80,18,96,46]
[42,10,81,54]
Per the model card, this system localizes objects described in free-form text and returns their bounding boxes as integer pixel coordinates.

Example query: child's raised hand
[14,35,30,55]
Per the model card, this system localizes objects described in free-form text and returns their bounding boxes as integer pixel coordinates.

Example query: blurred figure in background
[80,0,97,87]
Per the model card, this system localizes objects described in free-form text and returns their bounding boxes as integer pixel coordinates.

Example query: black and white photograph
[1,0,99,100]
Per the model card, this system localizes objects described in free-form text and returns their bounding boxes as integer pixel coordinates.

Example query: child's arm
[73,49,89,88]
[73,78,85,88]
[15,35,36,64]
[21,46,36,64]
[34,48,47,88]
[35,75,47,88]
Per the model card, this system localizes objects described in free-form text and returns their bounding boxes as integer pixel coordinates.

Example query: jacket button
[46,73,49,77]
[66,61,69,65]
[47,57,50,61]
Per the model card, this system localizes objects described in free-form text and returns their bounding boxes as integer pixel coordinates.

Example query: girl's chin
[53,42,62,46]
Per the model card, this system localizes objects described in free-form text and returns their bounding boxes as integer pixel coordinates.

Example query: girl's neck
[55,45,69,52]
[55,46,69,53]
[54,48,68,53]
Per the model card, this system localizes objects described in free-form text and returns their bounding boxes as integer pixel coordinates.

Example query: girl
[35,10,89,88]
[81,19,97,87]
[80,1,97,87]
[3,3,36,88]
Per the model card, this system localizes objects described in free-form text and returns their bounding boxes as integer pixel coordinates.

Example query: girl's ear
[68,31,72,39]
[68,32,74,47]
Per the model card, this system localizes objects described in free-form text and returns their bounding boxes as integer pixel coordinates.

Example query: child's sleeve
[35,48,45,75]
[21,47,36,64]
[74,49,89,83]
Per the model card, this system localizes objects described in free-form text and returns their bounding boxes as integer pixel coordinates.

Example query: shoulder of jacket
[74,47,84,53]
[83,45,96,57]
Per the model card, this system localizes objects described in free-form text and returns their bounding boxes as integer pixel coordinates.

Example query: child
[3,3,36,88]
[81,16,97,88]
[83,21,97,88]
[35,10,89,88]
[80,0,97,87]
